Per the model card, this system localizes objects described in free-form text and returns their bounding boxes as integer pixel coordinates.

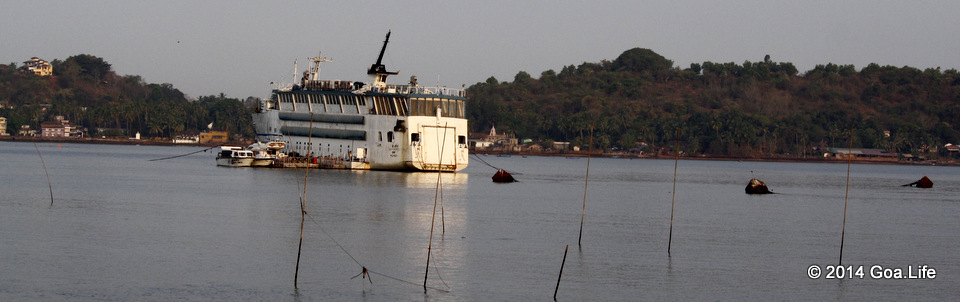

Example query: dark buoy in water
[745,178,773,194]
[492,169,516,183]
[902,176,933,188]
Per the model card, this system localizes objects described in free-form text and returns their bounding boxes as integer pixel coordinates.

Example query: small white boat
[247,141,287,167]
[216,146,255,167]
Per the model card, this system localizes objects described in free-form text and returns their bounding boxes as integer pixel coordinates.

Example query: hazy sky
[3,1,958,99]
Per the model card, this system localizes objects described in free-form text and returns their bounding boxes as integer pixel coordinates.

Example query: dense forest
[3,51,959,159]
[0,54,254,140]
[466,49,960,158]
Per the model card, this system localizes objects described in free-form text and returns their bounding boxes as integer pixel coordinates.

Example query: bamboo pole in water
[554,245,569,301]
[668,128,680,257]
[295,202,306,288]
[437,123,449,235]
[424,189,440,292]
[295,112,315,288]
[425,122,450,291]
[578,126,594,247]
[34,143,54,206]
[839,128,853,265]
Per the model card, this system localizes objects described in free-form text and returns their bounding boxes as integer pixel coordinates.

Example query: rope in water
[148,145,221,161]
[470,153,521,175]
[301,210,451,292]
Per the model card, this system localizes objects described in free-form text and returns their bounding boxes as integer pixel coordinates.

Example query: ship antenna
[368,31,399,76]
[309,52,331,81]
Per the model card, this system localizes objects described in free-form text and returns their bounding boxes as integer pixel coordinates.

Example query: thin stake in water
[668,128,680,256]
[839,128,853,265]
[425,122,449,292]
[578,126,594,247]
[295,112,315,288]
[34,143,54,206]
[554,245,570,301]
[436,123,450,235]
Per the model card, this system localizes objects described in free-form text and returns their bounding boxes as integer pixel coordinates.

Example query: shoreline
[4,136,956,166]
[472,150,959,167]
[0,136,247,147]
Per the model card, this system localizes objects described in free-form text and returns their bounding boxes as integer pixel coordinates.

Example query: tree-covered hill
[465,48,960,158]
[5,51,959,159]
[1,54,254,140]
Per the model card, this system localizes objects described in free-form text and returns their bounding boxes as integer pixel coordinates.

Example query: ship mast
[367,31,398,89]
[309,51,331,82]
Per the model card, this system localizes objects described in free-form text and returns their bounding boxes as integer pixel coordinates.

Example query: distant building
[524,144,543,153]
[40,116,81,138]
[19,125,36,136]
[945,144,960,155]
[823,147,896,159]
[172,135,200,144]
[0,117,8,136]
[199,130,228,144]
[473,125,518,150]
[21,57,53,76]
[472,140,494,149]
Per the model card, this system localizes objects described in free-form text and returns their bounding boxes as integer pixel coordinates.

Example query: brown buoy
[745,178,773,194]
[903,176,933,188]
[492,169,516,183]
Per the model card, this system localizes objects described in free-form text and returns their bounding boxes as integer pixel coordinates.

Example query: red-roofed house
[40,116,80,138]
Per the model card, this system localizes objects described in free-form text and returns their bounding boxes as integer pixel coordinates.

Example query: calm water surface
[1,142,958,301]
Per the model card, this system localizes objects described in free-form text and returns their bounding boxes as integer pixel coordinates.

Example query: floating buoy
[492,169,516,183]
[902,176,933,188]
[745,178,773,194]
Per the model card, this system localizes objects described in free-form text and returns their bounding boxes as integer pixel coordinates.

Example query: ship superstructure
[252,32,468,171]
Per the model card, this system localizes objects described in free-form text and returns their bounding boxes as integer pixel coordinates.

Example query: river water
[1,142,958,301]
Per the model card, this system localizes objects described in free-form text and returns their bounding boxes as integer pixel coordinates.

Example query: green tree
[611,48,673,74]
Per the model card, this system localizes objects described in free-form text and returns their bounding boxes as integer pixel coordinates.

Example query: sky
[3,0,958,100]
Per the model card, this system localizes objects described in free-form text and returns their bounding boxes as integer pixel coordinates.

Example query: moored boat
[247,141,287,167]
[492,169,517,183]
[745,178,773,194]
[216,146,255,167]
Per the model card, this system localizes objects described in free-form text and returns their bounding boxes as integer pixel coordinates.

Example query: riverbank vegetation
[0,55,253,140]
[466,49,960,159]
[3,51,959,159]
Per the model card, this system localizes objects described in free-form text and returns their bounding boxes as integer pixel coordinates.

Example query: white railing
[274,80,466,98]
[385,84,465,98]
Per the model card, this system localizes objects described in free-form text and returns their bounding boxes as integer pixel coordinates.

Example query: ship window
[411,98,422,116]
[387,131,394,142]
[411,133,420,142]
[398,98,409,116]
[458,135,466,145]
[429,99,439,116]
[378,131,382,142]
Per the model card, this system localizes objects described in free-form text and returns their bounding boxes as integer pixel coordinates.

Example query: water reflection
[3,142,959,300]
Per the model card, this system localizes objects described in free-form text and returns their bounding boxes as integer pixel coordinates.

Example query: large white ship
[252,32,468,171]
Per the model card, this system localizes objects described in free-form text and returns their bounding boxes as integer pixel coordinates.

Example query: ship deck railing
[276,82,465,98]
[380,84,465,98]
